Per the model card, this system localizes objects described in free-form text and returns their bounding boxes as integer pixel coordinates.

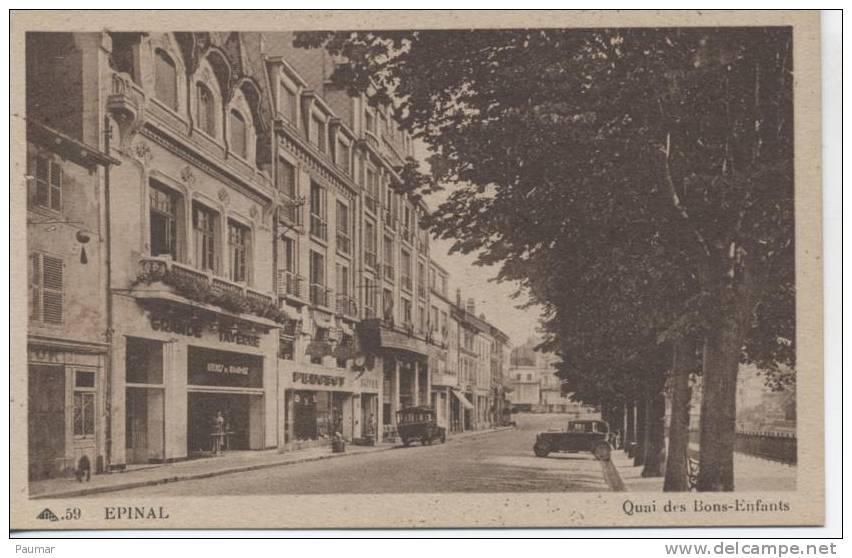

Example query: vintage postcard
[10,10,823,530]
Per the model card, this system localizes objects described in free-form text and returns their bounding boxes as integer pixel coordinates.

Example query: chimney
[466,297,476,314]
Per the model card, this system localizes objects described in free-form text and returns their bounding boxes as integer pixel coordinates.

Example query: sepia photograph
[9,9,826,531]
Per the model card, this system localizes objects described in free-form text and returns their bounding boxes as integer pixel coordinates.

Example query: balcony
[134,257,284,325]
[336,232,351,255]
[364,130,380,151]
[365,251,377,269]
[277,270,304,301]
[335,294,359,319]
[383,263,395,281]
[279,197,302,229]
[106,72,144,127]
[364,195,379,214]
[309,283,333,309]
[310,214,328,241]
[401,275,413,292]
[383,209,396,230]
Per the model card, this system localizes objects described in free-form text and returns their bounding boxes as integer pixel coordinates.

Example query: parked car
[533,419,611,460]
[397,406,447,447]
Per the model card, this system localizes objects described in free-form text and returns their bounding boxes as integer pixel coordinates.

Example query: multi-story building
[25,31,120,479]
[507,338,590,415]
[23,31,514,478]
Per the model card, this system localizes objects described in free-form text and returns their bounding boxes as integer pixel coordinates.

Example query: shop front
[112,297,279,467]
[282,369,353,450]
[27,341,107,480]
[186,346,265,455]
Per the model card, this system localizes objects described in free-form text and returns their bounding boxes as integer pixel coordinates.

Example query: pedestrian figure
[212,410,225,455]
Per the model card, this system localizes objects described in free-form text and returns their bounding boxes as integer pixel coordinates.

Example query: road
[114,414,611,495]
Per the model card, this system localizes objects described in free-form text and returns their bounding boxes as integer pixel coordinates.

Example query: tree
[297,26,795,491]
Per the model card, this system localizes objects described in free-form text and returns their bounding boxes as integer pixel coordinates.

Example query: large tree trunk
[697,318,745,491]
[642,390,666,477]
[624,401,635,455]
[633,397,647,466]
[664,340,693,491]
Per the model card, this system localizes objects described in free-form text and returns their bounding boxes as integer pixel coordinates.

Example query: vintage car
[397,406,447,447]
[533,419,611,459]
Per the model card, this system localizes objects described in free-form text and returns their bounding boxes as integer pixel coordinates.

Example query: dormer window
[229,109,247,159]
[310,114,325,152]
[154,49,178,110]
[280,82,297,123]
[196,82,215,136]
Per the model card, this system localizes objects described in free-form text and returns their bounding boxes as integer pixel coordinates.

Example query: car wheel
[534,444,550,457]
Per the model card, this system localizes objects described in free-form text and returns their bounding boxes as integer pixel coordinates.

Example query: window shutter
[29,253,41,320]
[41,255,64,324]
[49,161,62,211]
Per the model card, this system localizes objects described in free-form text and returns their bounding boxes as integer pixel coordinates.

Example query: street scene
[17,16,807,529]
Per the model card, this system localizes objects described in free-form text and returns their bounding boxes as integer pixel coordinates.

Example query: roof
[27,119,121,169]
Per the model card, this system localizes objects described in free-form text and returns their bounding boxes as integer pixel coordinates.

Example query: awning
[452,389,475,410]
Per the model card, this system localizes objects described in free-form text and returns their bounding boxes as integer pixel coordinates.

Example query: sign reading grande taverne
[148,311,260,346]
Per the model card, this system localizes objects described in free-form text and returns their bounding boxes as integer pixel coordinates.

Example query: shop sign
[150,313,203,337]
[292,371,345,388]
[188,346,263,388]
[359,377,380,391]
[218,330,260,347]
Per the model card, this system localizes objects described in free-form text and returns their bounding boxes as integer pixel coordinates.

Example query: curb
[32,426,515,500]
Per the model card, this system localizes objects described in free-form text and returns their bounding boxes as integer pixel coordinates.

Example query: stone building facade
[24,30,513,478]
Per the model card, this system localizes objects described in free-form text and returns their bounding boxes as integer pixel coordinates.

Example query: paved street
[111,414,609,495]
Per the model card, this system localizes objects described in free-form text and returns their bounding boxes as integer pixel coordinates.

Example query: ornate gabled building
[24,30,516,480]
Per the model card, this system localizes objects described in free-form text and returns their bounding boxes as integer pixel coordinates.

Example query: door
[28,365,66,480]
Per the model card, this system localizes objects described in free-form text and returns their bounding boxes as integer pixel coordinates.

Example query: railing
[383,263,395,281]
[310,214,328,241]
[364,131,380,151]
[107,72,145,120]
[364,251,377,269]
[335,294,358,319]
[336,232,351,255]
[364,195,379,214]
[212,277,244,298]
[136,256,278,319]
[276,270,304,300]
[401,275,413,292]
[734,431,797,465]
[309,283,333,308]
[383,209,395,230]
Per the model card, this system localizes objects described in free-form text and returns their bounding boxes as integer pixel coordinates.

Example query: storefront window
[292,391,345,441]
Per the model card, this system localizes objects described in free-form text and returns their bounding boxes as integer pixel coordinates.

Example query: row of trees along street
[296,27,796,491]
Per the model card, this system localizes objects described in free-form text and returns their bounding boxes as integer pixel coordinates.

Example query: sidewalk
[610,443,796,491]
[28,426,514,500]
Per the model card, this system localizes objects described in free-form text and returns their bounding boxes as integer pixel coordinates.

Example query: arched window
[154,50,178,110]
[229,109,247,158]
[196,83,215,136]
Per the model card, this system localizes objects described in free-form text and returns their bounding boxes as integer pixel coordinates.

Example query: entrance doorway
[28,365,66,480]
[187,392,262,455]
[125,387,164,464]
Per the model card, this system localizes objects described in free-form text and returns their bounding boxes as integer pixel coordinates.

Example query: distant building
[506,338,592,415]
